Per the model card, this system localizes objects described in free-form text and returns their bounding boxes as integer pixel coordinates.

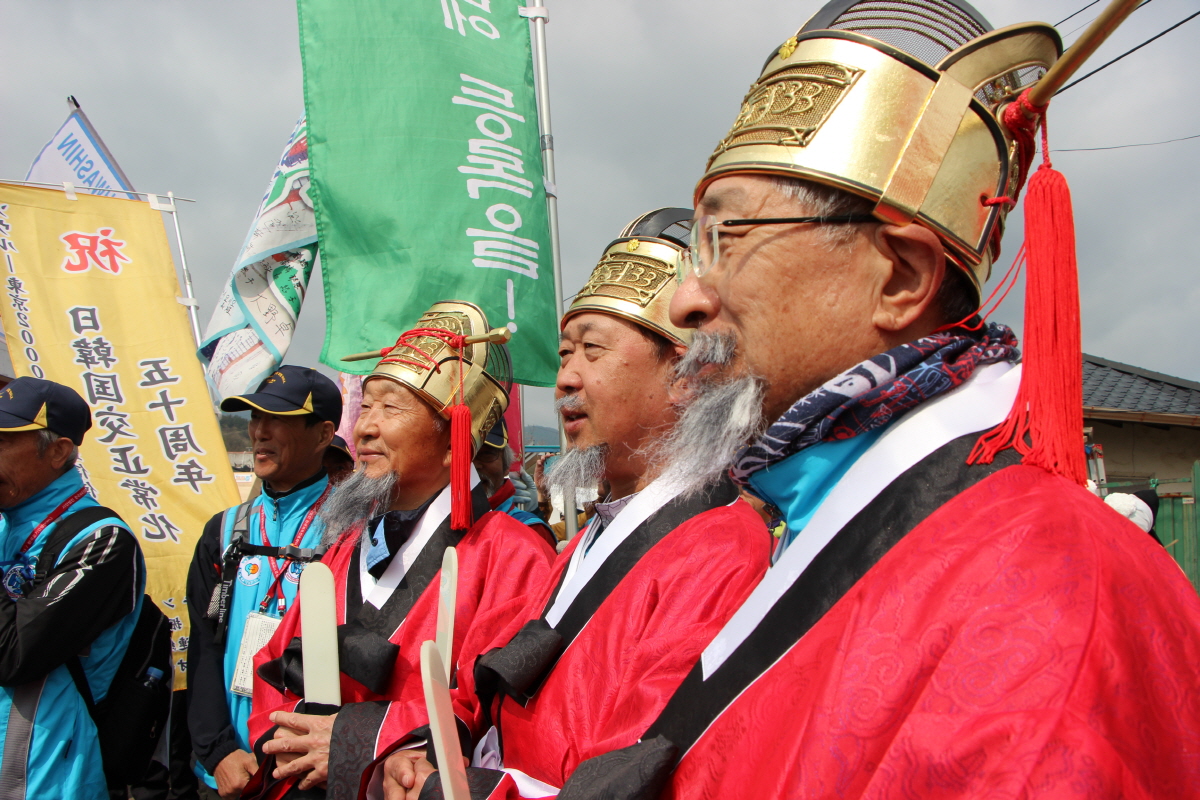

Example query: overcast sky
[3,0,1198,429]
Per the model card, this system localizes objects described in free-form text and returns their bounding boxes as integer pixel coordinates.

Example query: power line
[1054,132,1200,152]
[1061,1,1152,42]
[1056,0,1100,27]
[1057,9,1200,95]
[1063,15,1101,39]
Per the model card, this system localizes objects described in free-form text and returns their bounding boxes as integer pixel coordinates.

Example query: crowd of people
[4,1,1200,799]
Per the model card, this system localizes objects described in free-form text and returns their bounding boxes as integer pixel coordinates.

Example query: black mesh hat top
[800,0,991,66]
[484,341,513,398]
[621,207,695,249]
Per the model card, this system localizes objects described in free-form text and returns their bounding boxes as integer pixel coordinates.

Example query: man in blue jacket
[0,377,144,800]
[186,366,340,797]
[473,418,554,546]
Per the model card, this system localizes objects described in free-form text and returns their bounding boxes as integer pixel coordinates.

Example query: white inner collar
[358,466,481,609]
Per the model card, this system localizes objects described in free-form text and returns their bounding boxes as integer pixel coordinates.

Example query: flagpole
[523,0,577,541]
[165,191,203,347]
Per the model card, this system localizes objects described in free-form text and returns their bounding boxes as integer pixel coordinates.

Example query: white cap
[1104,493,1154,533]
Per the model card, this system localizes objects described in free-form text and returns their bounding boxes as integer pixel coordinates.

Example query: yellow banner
[0,184,240,689]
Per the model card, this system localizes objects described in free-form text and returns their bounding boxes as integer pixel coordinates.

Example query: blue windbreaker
[0,469,144,800]
[194,475,329,789]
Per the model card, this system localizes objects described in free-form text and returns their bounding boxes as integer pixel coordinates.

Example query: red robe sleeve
[244,511,553,800]
[362,500,772,796]
[665,467,1200,800]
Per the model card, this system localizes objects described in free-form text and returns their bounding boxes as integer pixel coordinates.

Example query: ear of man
[47,435,76,473]
[869,223,947,338]
[316,420,337,452]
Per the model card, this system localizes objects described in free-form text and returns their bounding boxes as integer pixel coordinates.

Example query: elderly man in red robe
[355,209,772,800]
[241,301,554,798]
[537,3,1200,799]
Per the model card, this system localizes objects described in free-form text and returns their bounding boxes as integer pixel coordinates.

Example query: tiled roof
[1083,354,1200,416]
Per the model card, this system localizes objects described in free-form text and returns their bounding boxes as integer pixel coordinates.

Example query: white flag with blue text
[26,101,136,199]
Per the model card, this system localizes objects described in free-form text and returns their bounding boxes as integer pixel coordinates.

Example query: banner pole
[166,191,203,348]
[523,0,577,541]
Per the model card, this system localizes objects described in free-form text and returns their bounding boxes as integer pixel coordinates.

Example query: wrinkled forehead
[363,375,422,406]
[696,174,801,216]
[560,310,649,346]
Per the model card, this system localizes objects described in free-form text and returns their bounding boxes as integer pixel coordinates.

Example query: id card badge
[230,611,281,697]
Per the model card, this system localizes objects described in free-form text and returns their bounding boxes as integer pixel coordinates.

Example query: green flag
[299,0,558,386]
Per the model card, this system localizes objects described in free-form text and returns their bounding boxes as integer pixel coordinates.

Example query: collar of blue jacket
[0,469,98,560]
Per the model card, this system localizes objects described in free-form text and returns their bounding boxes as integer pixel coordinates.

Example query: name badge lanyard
[2,486,89,598]
[257,485,331,616]
[17,486,89,559]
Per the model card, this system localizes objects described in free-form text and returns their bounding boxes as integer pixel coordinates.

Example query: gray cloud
[2,0,1197,429]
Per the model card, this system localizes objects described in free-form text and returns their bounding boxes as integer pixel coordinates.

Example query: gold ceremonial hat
[564,208,694,346]
[696,0,1062,294]
[354,301,512,454]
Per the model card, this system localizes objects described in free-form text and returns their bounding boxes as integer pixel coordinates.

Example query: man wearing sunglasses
[550,3,1200,798]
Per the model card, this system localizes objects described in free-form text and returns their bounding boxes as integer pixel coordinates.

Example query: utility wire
[1054,132,1200,152]
[1061,1,1153,42]
[1063,15,1101,39]
[1056,0,1100,27]
[1057,8,1200,95]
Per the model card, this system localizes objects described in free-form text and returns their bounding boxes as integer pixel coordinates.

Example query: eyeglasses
[681,214,878,283]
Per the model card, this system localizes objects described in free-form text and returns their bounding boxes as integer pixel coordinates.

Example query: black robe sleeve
[0,522,140,685]
[186,509,241,774]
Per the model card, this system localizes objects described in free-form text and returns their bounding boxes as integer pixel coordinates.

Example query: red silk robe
[659,466,1200,799]
[245,502,554,800]
[360,488,771,798]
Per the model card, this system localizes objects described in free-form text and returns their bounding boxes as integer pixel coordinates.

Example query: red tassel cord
[969,91,1087,485]
[450,403,474,530]
[378,326,478,528]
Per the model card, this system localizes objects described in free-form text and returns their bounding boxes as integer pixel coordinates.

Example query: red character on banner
[60,228,130,274]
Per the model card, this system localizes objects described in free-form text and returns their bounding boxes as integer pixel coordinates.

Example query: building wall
[1087,418,1200,494]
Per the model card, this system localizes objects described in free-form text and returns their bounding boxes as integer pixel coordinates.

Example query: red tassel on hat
[969,92,1086,485]
[450,403,474,530]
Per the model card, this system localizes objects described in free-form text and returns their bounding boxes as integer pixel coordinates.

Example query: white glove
[510,469,538,511]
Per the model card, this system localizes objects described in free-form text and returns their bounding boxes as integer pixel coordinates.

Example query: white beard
[648,330,766,497]
[319,468,397,546]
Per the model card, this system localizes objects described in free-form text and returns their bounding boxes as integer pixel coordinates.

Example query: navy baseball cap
[482,417,508,450]
[0,377,92,445]
[327,434,353,460]
[220,366,342,425]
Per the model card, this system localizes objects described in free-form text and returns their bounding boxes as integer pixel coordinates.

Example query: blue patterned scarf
[730,323,1019,484]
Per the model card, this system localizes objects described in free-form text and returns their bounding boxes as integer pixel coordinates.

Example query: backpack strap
[31,505,123,589]
[26,505,124,727]
[209,499,330,645]
[64,656,96,719]
[212,500,254,647]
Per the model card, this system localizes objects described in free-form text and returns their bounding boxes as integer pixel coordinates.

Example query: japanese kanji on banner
[0,183,240,688]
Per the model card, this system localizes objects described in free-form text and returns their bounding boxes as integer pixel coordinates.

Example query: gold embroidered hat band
[695,0,1063,295]
[565,207,694,346]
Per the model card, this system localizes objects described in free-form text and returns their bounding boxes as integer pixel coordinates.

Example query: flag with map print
[200,117,318,398]
[300,0,559,386]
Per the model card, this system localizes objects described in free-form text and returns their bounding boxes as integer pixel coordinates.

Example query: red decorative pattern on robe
[363,499,772,796]
[658,466,1200,799]
[246,510,554,797]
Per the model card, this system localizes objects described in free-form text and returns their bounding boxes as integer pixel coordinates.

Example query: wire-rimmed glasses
[681,214,878,284]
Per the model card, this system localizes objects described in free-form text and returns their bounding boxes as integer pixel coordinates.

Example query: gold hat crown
[565,208,694,345]
[696,0,1062,295]
[359,301,511,453]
